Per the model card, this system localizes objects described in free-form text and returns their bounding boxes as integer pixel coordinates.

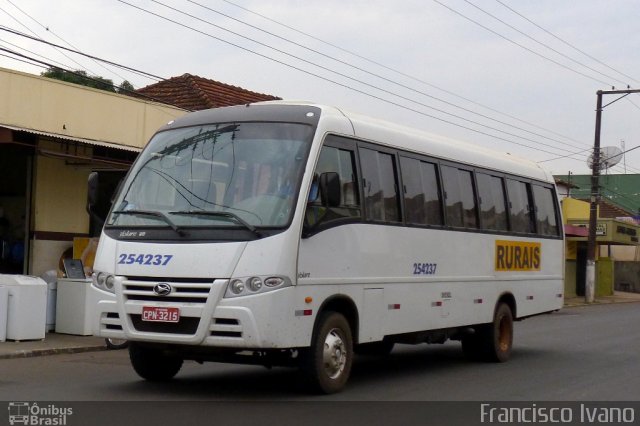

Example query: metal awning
[1,124,142,152]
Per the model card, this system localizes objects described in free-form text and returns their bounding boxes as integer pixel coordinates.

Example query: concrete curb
[564,296,640,308]
[0,345,108,360]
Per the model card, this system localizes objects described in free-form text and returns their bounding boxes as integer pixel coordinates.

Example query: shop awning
[1,124,141,152]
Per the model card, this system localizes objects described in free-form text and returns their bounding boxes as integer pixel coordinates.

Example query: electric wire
[0,25,165,82]
[0,37,70,70]
[6,0,603,161]
[494,0,640,85]
[139,0,640,175]
[218,0,589,148]
[113,2,600,161]
[462,0,630,87]
[185,0,589,152]
[432,0,611,86]
[0,3,98,75]
[2,1,634,173]
[220,2,638,173]
[2,0,135,85]
[124,0,592,160]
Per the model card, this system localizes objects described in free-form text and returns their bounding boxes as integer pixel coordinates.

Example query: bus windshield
[107,122,313,230]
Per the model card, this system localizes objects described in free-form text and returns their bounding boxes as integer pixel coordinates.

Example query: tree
[41,67,116,93]
[117,80,135,94]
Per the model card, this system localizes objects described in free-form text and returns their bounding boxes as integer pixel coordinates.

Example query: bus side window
[532,185,560,236]
[476,173,508,231]
[304,145,361,229]
[360,148,401,223]
[400,156,443,226]
[441,166,478,228]
[506,179,535,234]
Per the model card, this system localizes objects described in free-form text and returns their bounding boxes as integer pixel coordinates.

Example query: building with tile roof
[135,73,280,111]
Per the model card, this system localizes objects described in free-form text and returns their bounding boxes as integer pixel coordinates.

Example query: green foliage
[41,67,116,93]
[117,80,135,94]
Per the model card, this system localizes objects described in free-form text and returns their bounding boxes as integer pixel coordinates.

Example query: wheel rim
[322,328,347,379]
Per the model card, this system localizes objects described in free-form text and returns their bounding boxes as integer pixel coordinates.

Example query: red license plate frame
[141,306,180,323]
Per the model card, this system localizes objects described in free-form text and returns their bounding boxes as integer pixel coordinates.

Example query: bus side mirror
[320,172,341,208]
[87,172,99,211]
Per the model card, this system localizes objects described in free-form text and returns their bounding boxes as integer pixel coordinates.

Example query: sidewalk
[0,333,108,360]
[563,290,640,307]
[1,292,639,360]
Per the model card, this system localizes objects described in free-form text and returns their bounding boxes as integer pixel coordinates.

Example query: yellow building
[562,197,640,297]
[0,67,187,276]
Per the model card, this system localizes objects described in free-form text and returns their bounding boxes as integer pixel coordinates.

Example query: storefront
[0,67,186,276]
[563,210,640,297]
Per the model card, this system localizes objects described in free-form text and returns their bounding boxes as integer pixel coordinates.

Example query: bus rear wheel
[129,343,183,381]
[462,302,513,363]
[302,312,353,394]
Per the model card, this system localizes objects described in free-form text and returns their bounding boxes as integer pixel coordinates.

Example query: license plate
[142,306,180,323]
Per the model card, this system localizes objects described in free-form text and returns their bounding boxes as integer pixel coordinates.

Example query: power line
[537,147,593,163]
[462,0,630,87]
[0,37,70,70]
[113,0,592,159]
[129,0,593,159]
[2,0,134,85]
[494,0,640,85]
[432,0,611,86]
[0,2,99,75]
[218,0,588,148]
[185,0,589,153]
[540,144,640,176]
[0,25,165,81]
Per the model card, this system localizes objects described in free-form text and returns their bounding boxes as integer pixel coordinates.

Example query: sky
[0,0,639,176]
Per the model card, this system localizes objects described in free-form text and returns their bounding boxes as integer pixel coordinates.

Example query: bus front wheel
[128,343,183,381]
[302,311,354,394]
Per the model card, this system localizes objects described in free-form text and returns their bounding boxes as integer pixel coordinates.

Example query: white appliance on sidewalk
[55,278,93,335]
[0,274,47,341]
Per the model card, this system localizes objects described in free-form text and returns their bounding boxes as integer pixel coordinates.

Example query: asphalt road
[1,303,639,402]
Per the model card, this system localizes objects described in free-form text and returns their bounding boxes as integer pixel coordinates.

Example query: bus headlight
[225,275,291,298]
[248,277,262,291]
[92,271,120,294]
[230,279,245,295]
[105,275,116,291]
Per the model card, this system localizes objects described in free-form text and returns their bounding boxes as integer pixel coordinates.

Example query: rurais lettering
[495,240,541,271]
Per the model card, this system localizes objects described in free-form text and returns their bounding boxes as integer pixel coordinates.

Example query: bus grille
[122,278,214,304]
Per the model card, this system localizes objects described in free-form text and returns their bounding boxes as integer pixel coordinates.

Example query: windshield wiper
[170,210,263,238]
[111,210,185,235]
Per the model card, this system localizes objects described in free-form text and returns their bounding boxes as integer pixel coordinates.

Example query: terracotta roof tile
[136,73,280,111]
[575,198,635,218]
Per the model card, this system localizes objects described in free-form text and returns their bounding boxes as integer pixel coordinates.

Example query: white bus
[90,102,564,393]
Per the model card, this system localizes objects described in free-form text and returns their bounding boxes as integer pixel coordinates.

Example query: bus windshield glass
[107,122,313,230]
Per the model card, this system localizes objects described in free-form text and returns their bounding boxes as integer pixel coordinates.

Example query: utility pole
[586,91,602,303]
[586,88,640,303]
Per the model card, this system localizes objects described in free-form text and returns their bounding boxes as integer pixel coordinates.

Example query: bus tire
[128,343,183,381]
[105,338,128,350]
[302,311,353,394]
[482,303,513,362]
[462,303,513,362]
